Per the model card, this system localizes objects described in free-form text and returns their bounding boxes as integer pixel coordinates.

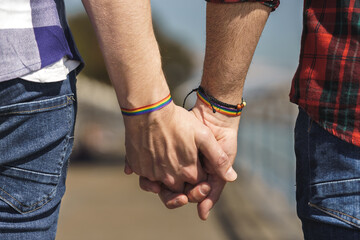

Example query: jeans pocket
[305,118,360,230]
[0,94,75,214]
[309,179,360,229]
[0,165,60,214]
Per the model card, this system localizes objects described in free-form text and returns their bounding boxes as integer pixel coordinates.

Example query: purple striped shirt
[0,0,83,82]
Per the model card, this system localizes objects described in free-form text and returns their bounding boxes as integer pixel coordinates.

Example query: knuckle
[199,128,211,139]
[162,175,176,187]
[216,151,229,168]
[181,167,198,183]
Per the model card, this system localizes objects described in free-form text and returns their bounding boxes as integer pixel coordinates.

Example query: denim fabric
[0,72,76,239]
[295,107,360,239]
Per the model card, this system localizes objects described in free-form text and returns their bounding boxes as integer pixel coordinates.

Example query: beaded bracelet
[121,94,172,116]
[183,86,246,117]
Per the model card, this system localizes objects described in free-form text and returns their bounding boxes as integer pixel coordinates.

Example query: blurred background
[57,1,304,239]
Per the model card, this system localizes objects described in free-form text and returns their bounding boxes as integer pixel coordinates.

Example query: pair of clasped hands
[123,98,240,220]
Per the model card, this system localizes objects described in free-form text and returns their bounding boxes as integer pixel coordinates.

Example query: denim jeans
[0,72,77,239]
[295,107,360,239]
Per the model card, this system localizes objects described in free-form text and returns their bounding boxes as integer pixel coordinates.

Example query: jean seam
[58,99,73,173]
[308,202,360,229]
[1,165,60,177]
[310,177,360,186]
[0,186,57,209]
[0,95,74,116]
[0,194,55,214]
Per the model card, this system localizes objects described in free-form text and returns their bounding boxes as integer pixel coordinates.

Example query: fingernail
[199,184,211,196]
[225,167,237,181]
[174,198,182,207]
[204,211,210,220]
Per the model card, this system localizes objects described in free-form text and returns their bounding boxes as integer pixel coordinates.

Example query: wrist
[192,98,241,130]
[115,73,170,109]
[123,100,176,127]
[121,92,172,116]
[200,78,244,105]
[196,86,245,117]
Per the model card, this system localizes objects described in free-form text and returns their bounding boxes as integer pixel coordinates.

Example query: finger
[197,175,226,221]
[124,157,133,175]
[195,128,237,182]
[139,176,161,194]
[198,152,214,174]
[181,162,207,186]
[162,174,185,193]
[185,182,211,203]
[196,157,208,182]
[159,187,188,209]
[184,183,194,196]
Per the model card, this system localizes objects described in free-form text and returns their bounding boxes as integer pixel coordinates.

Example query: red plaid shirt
[207,0,360,147]
[291,0,360,147]
[205,0,279,11]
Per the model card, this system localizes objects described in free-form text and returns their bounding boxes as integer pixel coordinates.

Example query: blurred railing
[214,85,303,239]
[236,85,298,205]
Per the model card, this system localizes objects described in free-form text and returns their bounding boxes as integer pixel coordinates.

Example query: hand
[123,102,237,192]
[192,98,240,220]
[134,99,240,220]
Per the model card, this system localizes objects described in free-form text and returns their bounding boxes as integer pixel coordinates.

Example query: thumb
[195,128,237,182]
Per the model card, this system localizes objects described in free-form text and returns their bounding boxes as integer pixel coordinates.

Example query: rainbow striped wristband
[121,94,172,116]
[197,89,246,117]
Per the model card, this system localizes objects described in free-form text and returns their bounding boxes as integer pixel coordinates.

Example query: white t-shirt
[20,57,80,83]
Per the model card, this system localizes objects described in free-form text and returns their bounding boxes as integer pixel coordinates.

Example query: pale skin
[81,0,270,220]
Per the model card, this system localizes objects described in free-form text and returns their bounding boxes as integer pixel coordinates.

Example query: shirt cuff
[205,0,280,12]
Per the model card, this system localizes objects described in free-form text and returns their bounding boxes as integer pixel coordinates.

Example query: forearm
[201,2,270,104]
[82,0,169,108]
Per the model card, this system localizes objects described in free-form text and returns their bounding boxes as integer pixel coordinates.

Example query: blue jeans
[0,72,76,239]
[295,107,360,239]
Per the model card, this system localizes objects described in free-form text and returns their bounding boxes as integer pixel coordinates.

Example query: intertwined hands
[124,100,240,220]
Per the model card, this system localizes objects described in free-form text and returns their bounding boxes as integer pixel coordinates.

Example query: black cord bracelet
[183,86,246,117]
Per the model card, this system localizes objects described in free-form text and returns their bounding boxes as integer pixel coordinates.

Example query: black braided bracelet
[183,86,246,117]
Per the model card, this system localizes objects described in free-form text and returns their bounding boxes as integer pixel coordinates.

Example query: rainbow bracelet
[121,94,172,116]
[196,88,246,117]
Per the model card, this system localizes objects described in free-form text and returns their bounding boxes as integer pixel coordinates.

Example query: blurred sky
[64,0,303,92]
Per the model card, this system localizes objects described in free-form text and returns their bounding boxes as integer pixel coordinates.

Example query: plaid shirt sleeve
[205,0,280,11]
